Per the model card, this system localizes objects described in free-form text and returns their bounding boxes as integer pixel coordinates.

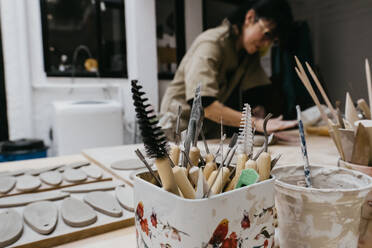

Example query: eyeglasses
[257,19,277,42]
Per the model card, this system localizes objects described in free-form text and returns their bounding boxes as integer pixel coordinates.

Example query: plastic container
[134,171,276,248]
[0,139,48,162]
[272,165,372,248]
[338,160,372,248]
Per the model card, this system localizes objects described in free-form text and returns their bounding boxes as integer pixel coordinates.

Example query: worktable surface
[0,131,339,247]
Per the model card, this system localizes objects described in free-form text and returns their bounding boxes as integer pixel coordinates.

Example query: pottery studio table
[0,131,340,248]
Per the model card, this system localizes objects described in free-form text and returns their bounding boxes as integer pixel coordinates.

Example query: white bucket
[271,165,372,248]
[134,171,276,248]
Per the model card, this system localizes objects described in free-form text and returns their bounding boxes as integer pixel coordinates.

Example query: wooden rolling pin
[155,158,179,195]
[172,166,195,199]
[257,152,271,181]
[225,154,248,191]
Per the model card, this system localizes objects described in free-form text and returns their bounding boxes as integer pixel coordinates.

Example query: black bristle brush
[131,80,180,195]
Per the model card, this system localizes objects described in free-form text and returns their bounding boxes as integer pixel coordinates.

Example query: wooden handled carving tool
[345,92,359,128]
[181,149,199,186]
[131,80,179,195]
[200,130,214,163]
[189,121,200,168]
[357,99,371,119]
[256,114,273,181]
[271,153,282,169]
[221,133,238,165]
[172,166,195,199]
[366,58,372,118]
[305,62,338,121]
[294,56,329,125]
[296,105,312,187]
[170,105,182,165]
[252,133,274,161]
[351,123,370,165]
[135,149,162,186]
[335,101,345,128]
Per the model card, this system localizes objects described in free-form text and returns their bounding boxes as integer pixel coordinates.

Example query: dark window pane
[40,0,127,78]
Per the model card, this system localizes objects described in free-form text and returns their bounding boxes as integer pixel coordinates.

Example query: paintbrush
[135,149,162,186]
[131,80,179,195]
[296,105,312,188]
[170,105,182,165]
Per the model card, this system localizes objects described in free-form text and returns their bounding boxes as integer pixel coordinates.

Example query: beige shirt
[160,20,270,139]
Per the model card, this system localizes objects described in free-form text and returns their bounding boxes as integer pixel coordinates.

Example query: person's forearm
[204,101,246,127]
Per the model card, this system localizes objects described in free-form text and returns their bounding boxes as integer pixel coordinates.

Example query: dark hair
[228,0,293,45]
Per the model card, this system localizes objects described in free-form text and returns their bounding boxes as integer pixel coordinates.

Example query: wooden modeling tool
[132,80,179,196]
[357,99,371,119]
[338,128,355,163]
[0,209,23,247]
[61,197,97,227]
[366,58,372,117]
[201,130,213,163]
[345,92,359,128]
[172,165,196,199]
[271,153,282,169]
[296,105,312,187]
[351,123,370,165]
[189,121,200,168]
[170,105,182,165]
[294,56,329,125]
[23,201,58,235]
[135,149,162,186]
[256,114,272,181]
[328,120,346,161]
[235,169,259,189]
[305,62,338,121]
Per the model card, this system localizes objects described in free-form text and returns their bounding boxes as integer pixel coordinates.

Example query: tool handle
[225,154,247,191]
[170,145,181,166]
[245,159,258,172]
[207,170,218,187]
[205,153,214,163]
[358,99,372,119]
[155,158,180,195]
[211,167,230,195]
[173,166,195,199]
[189,146,200,167]
[256,152,271,181]
[203,161,217,180]
[188,166,199,187]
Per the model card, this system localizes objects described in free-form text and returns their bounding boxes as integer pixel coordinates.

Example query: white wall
[289,0,372,108]
[1,0,158,150]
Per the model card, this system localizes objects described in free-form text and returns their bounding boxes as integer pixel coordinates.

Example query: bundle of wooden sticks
[131,80,280,199]
[295,56,372,166]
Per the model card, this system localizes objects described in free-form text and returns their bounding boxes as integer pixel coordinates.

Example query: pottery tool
[345,92,359,128]
[338,128,355,163]
[336,107,345,129]
[366,58,372,117]
[256,114,273,181]
[131,80,179,195]
[305,62,338,121]
[294,56,329,125]
[357,99,371,119]
[296,105,312,187]
[115,185,134,212]
[328,119,346,160]
[201,130,213,163]
[182,85,204,167]
[135,149,162,186]
[221,133,238,165]
[84,191,123,217]
[235,169,260,189]
[0,176,16,194]
[0,209,23,247]
[351,123,370,165]
[173,165,196,199]
[170,105,182,165]
[0,191,70,208]
[271,153,282,169]
[189,120,201,168]
[252,133,274,161]
[23,201,58,235]
[61,197,97,227]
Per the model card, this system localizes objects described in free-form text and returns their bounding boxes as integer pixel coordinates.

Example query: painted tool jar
[339,160,372,248]
[134,171,276,248]
[272,165,372,248]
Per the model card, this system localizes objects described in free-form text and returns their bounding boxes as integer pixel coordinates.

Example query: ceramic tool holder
[272,165,372,248]
[134,171,275,248]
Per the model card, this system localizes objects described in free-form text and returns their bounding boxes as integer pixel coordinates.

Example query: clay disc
[23,201,58,235]
[16,175,41,192]
[115,185,134,212]
[40,171,63,186]
[84,191,122,217]
[82,165,102,179]
[61,197,97,227]
[63,168,87,183]
[0,209,23,247]
[111,158,145,170]
[0,176,16,194]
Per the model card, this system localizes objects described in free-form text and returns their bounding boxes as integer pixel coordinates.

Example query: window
[40,0,127,78]
[155,0,186,79]
[203,0,243,30]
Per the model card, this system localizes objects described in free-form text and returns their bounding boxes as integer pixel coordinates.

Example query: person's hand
[254,115,297,133]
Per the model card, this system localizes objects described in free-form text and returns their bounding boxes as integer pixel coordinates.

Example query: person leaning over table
[159,0,298,140]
